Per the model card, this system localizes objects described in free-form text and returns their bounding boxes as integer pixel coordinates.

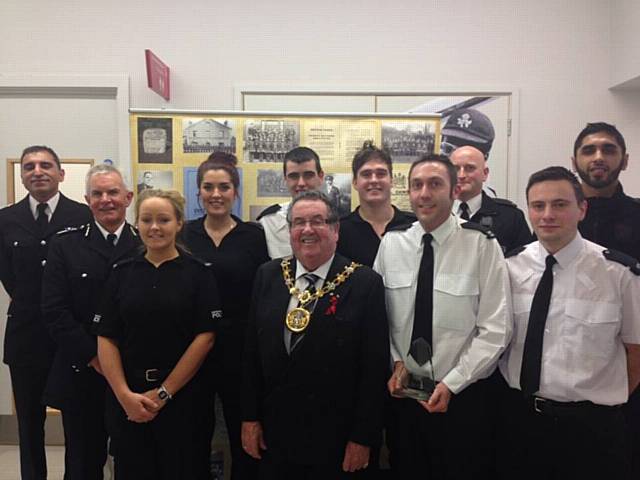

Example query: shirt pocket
[512,293,534,343]
[564,299,620,359]
[433,274,479,331]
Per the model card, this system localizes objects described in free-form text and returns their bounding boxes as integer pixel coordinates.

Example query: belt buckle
[145,369,159,382]
[534,397,546,413]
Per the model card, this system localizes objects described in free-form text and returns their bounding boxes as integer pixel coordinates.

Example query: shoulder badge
[461,221,496,239]
[505,245,526,258]
[386,221,414,233]
[56,224,87,236]
[493,197,517,208]
[113,257,135,269]
[603,249,640,275]
[256,204,282,221]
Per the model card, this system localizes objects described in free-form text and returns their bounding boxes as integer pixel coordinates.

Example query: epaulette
[505,245,526,258]
[493,197,518,208]
[256,204,281,221]
[245,221,264,231]
[386,221,414,233]
[113,257,135,269]
[603,249,640,275]
[461,221,496,239]
[56,224,87,236]
[400,210,417,222]
[128,224,139,237]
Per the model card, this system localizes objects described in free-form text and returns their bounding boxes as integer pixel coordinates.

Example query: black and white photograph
[243,119,300,163]
[135,170,173,192]
[381,120,435,163]
[182,117,236,154]
[257,169,289,197]
[137,117,173,164]
[391,171,411,211]
[323,172,352,217]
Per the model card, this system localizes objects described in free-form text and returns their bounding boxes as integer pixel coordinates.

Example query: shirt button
[41,260,47,266]
[40,240,46,246]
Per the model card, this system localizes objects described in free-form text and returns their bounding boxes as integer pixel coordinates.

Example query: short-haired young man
[497,166,640,480]
[257,147,324,259]
[374,154,511,479]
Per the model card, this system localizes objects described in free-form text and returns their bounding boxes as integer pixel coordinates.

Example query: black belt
[129,368,171,383]
[529,396,619,416]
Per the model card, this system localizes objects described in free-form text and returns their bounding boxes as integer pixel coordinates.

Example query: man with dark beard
[572,122,640,260]
[572,122,640,478]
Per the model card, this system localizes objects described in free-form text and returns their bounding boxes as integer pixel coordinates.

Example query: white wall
[1,0,636,200]
[610,0,640,89]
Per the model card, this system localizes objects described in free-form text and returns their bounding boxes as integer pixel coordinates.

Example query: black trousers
[59,371,108,480]
[197,330,258,480]
[496,379,629,480]
[106,382,200,480]
[389,380,491,480]
[258,449,368,480]
[624,388,640,479]
[9,364,49,480]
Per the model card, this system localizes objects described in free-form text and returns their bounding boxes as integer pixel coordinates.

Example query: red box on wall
[145,49,170,101]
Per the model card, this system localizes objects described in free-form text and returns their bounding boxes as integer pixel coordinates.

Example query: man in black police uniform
[41,164,140,479]
[571,122,640,477]
[450,145,532,252]
[338,141,415,267]
[242,190,389,479]
[0,145,90,480]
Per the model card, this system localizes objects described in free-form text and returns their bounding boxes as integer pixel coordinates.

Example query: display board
[130,112,441,221]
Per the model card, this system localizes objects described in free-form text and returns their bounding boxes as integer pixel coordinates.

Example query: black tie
[289,273,319,352]
[411,234,434,353]
[459,202,470,221]
[520,255,557,396]
[36,203,49,232]
[106,233,117,248]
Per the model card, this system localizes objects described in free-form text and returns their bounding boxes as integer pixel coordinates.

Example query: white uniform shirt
[453,192,482,219]
[499,234,640,405]
[258,202,291,259]
[29,192,60,221]
[373,214,512,394]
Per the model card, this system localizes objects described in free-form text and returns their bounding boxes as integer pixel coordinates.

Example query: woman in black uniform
[95,189,221,480]
[183,152,269,480]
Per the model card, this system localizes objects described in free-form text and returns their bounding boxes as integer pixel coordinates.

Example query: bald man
[450,146,532,253]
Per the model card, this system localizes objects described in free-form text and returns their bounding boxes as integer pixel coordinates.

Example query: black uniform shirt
[579,183,640,261]
[336,206,416,267]
[182,215,269,329]
[94,252,221,370]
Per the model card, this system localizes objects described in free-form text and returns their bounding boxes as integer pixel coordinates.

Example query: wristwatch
[157,384,173,402]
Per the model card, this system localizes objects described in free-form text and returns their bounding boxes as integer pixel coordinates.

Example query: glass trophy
[398,337,436,401]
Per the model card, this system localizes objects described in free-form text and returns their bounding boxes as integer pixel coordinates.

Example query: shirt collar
[295,254,335,282]
[535,232,583,269]
[453,192,482,217]
[29,192,60,220]
[95,220,126,244]
[413,213,457,247]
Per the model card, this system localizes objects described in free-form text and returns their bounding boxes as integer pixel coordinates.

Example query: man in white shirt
[257,147,324,259]
[497,166,640,480]
[374,153,511,479]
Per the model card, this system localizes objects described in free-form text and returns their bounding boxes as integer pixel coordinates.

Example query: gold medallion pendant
[281,258,362,333]
[286,307,311,332]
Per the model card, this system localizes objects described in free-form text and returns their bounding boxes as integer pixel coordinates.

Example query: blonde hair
[135,189,186,224]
